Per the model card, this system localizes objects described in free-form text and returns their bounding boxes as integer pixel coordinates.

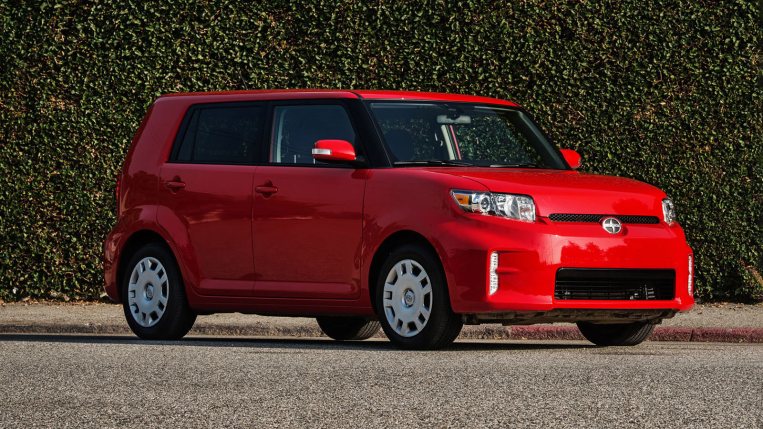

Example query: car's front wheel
[374,244,463,350]
[121,242,196,340]
[577,321,655,346]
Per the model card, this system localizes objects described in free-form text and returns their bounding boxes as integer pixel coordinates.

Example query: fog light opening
[489,251,499,295]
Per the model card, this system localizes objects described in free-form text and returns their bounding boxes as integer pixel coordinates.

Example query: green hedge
[1,0,760,301]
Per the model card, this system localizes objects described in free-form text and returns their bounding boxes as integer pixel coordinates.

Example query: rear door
[252,101,367,299]
[157,102,266,296]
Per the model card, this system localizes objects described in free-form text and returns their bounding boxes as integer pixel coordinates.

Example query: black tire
[121,242,196,340]
[316,316,380,341]
[374,243,463,350]
[577,321,655,346]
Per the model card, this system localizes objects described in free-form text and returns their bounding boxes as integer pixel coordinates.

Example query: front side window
[270,105,356,165]
[370,102,565,169]
[173,104,265,164]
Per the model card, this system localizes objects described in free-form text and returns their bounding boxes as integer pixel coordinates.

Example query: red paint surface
[560,148,582,169]
[312,139,357,162]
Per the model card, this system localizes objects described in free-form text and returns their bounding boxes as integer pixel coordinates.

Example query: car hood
[424,167,666,217]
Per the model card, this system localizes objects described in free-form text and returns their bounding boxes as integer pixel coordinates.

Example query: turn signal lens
[452,192,470,207]
[451,190,536,222]
[688,255,694,296]
[489,252,499,295]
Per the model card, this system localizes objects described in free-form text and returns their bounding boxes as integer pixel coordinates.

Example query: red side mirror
[312,140,357,163]
[560,149,582,169]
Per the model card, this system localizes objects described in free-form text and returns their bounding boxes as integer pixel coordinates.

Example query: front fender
[361,169,488,312]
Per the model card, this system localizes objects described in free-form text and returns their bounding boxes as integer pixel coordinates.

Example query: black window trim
[168,101,269,166]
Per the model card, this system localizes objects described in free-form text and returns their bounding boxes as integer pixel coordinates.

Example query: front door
[252,103,366,299]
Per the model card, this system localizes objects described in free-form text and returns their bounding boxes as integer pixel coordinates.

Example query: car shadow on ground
[0,333,593,352]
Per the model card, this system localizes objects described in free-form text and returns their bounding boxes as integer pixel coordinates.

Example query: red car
[103,90,694,349]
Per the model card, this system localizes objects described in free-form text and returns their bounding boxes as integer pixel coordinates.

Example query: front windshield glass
[369,102,566,169]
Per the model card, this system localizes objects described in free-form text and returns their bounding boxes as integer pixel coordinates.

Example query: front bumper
[437,215,695,316]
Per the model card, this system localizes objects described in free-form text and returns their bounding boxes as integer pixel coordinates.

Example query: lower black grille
[555,268,675,300]
[548,214,660,224]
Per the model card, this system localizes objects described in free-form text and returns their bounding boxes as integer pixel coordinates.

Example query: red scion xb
[103,90,694,349]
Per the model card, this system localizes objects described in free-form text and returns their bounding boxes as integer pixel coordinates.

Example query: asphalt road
[0,335,760,428]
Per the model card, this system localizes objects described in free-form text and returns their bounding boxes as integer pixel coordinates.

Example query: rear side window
[172,104,265,164]
[270,105,356,165]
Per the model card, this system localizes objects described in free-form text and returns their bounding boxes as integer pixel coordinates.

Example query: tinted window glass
[370,105,447,161]
[174,105,265,164]
[270,105,356,165]
[454,110,543,166]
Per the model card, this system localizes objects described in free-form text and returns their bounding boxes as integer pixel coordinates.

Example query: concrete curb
[1,322,760,343]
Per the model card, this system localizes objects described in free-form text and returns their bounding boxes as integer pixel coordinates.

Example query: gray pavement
[1,301,762,343]
[0,334,760,428]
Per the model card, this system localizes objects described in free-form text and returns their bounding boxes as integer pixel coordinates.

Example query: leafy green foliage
[0,0,760,301]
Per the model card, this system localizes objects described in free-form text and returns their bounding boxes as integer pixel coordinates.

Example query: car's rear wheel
[374,244,463,350]
[121,242,196,340]
[316,316,380,341]
[576,321,655,346]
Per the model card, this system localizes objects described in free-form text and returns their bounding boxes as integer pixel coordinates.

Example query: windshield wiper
[487,163,539,168]
[394,160,475,167]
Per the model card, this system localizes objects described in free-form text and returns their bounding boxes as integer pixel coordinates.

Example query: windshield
[369,102,567,169]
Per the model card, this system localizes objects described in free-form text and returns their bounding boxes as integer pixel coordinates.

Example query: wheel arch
[368,230,450,314]
[116,229,175,300]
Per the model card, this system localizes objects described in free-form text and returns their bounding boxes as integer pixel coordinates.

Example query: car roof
[351,90,519,107]
[159,89,520,108]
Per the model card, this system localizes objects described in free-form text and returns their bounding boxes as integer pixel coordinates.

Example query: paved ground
[0,334,760,428]
[1,301,761,342]
[3,301,762,329]
[0,302,763,343]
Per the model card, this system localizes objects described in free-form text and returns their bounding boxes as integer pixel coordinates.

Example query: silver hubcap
[383,259,433,338]
[127,257,169,328]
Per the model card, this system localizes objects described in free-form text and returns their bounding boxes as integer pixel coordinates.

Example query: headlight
[662,198,676,224]
[451,190,536,222]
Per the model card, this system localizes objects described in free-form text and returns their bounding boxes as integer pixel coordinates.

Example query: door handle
[255,183,278,196]
[164,178,186,192]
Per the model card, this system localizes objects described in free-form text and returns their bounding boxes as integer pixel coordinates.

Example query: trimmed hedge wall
[0,1,760,301]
